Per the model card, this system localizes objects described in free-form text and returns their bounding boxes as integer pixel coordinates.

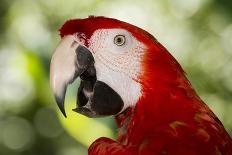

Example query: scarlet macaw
[50,16,232,155]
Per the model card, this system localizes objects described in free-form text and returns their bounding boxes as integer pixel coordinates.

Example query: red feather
[60,16,232,155]
[60,16,156,46]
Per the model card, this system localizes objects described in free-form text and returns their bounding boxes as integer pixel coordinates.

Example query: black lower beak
[73,81,124,117]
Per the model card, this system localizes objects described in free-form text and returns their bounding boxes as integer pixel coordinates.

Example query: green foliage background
[0,0,232,155]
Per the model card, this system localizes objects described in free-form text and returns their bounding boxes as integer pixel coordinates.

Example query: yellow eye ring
[114,35,126,46]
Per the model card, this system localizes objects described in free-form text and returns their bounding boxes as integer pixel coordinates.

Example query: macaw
[50,16,232,155]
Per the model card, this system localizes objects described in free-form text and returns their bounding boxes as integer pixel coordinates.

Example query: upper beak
[50,35,94,117]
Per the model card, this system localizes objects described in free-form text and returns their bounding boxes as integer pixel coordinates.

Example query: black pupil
[117,37,122,43]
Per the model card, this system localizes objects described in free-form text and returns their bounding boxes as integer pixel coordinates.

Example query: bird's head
[50,16,185,118]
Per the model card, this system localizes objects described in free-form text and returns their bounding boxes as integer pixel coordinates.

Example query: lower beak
[50,36,95,117]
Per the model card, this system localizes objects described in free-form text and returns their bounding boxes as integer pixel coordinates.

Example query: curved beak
[50,35,94,117]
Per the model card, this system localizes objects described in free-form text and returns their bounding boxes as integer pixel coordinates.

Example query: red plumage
[60,16,232,155]
[60,16,155,46]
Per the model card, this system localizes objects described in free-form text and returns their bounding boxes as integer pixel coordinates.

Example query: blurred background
[0,0,232,154]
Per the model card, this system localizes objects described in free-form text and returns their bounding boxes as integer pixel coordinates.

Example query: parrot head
[50,16,185,118]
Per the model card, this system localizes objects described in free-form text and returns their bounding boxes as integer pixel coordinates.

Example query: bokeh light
[1,117,34,151]
[34,107,64,138]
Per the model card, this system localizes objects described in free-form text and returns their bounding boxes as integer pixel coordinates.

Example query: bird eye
[114,35,126,46]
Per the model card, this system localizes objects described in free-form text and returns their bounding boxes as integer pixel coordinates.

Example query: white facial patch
[88,29,146,111]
